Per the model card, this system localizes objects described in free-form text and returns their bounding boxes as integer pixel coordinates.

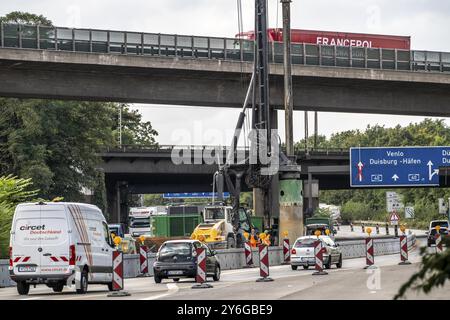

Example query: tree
[0,175,38,258]
[0,11,53,26]
[395,237,450,299]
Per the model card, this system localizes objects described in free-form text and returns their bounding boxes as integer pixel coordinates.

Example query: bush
[0,175,38,258]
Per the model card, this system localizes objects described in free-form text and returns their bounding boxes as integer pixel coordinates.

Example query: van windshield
[129,218,150,228]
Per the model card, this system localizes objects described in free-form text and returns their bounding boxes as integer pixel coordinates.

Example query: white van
[9,202,115,295]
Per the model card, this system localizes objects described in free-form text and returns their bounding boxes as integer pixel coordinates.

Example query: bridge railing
[103,144,349,155]
[2,23,448,73]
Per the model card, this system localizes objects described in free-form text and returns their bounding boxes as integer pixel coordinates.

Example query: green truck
[304,217,336,236]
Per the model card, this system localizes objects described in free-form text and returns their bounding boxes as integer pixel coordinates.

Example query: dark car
[153,240,221,283]
[427,227,449,247]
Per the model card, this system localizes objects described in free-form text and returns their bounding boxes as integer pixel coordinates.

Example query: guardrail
[1,23,450,73]
[0,234,417,288]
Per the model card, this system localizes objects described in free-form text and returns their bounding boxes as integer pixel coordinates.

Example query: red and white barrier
[365,237,375,268]
[192,247,213,288]
[283,238,290,264]
[196,247,206,284]
[244,241,253,267]
[436,234,443,253]
[139,245,148,275]
[112,251,124,291]
[312,240,327,275]
[399,235,411,265]
[256,245,273,282]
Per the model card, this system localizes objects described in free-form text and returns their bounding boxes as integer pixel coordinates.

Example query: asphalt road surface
[1,238,448,300]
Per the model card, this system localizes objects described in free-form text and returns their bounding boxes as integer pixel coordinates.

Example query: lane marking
[140,283,179,300]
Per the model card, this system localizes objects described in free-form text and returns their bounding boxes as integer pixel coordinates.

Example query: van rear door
[38,205,71,276]
[12,205,43,276]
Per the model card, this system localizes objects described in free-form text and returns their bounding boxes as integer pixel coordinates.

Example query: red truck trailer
[237,29,411,50]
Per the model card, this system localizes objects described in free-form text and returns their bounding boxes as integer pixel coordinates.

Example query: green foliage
[0,175,38,258]
[0,11,53,26]
[313,207,332,218]
[0,99,158,203]
[395,237,450,299]
[340,200,372,222]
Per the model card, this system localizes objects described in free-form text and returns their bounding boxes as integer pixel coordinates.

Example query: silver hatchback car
[290,236,343,270]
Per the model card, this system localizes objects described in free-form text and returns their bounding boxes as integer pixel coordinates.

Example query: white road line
[19,296,42,300]
[140,283,179,300]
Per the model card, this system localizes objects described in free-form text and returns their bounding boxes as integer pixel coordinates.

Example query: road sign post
[256,245,274,282]
[192,247,213,289]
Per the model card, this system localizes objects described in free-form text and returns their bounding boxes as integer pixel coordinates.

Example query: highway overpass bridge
[98,145,350,221]
[1,24,450,116]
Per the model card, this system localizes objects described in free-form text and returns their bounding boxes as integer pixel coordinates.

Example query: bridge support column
[278,172,303,244]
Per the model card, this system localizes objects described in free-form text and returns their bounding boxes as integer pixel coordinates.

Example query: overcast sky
[2,1,450,146]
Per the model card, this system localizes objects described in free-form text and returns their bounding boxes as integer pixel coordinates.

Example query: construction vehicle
[190,204,263,249]
[304,217,336,236]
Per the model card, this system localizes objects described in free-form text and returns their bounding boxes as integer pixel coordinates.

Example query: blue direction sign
[163,192,230,199]
[350,146,450,187]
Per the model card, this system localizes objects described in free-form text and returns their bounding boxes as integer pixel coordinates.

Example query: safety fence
[0,234,418,287]
[1,23,450,73]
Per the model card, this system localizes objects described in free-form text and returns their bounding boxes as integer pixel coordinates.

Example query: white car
[290,235,342,270]
[9,202,116,295]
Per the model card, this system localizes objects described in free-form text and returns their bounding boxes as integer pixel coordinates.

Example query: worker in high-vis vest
[249,228,259,248]
[263,230,271,246]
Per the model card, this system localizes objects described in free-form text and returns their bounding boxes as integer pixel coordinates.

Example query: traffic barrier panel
[192,247,213,289]
[312,239,328,275]
[364,237,376,269]
[256,245,273,282]
[107,251,130,297]
[435,234,443,253]
[243,241,253,268]
[399,235,411,265]
[139,245,148,275]
[282,238,290,264]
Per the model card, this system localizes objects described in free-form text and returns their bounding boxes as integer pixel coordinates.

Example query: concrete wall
[0,234,418,287]
[0,260,15,288]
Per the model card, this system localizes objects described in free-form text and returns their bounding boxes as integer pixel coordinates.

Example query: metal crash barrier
[1,23,450,73]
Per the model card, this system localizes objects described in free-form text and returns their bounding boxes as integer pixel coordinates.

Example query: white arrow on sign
[427,161,439,181]
[392,174,399,181]
[357,161,364,182]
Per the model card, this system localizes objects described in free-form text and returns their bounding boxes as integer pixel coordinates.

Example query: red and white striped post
[282,238,290,264]
[192,247,213,289]
[364,237,376,269]
[107,251,130,297]
[243,241,253,268]
[312,239,328,275]
[435,234,443,253]
[398,235,411,265]
[256,245,274,282]
[139,245,148,275]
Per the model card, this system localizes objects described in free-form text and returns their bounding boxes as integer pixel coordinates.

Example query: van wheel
[303,265,309,270]
[76,270,89,294]
[226,236,235,249]
[325,256,332,269]
[291,265,298,270]
[17,281,30,295]
[52,282,64,293]
[154,274,162,284]
[107,282,114,291]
